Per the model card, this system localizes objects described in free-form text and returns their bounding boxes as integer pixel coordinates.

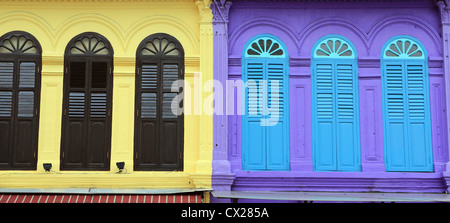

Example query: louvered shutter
[243,62,266,170]
[135,61,183,171]
[383,62,408,170]
[242,36,289,171]
[266,62,289,170]
[335,62,360,171]
[160,63,181,169]
[313,62,336,171]
[0,62,13,165]
[383,61,432,171]
[406,62,433,171]
[62,60,112,170]
[312,61,360,171]
[0,32,41,170]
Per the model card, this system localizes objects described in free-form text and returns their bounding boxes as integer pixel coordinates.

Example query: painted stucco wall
[0,0,214,190]
[212,0,450,195]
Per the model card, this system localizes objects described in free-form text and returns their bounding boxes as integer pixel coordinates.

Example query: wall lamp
[43,163,52,172]
[116,162,125,173]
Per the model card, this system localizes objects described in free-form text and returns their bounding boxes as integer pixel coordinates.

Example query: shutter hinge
[35,108,38,116]
[137,109,139,117]
[62,152,64,159]
[107,152,109,159]
[64,108,67,116]
[135,152,138,159]
[108,109,111,117]
[65,67,68,74]
[180,152,182,160]
[33,151,36,158]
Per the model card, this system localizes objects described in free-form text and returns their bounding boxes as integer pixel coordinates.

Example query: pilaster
[195,0,214,174]
[436,0,450,192]
[211,0,235,191]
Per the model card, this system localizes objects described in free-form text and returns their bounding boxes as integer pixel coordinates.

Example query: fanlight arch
[313,37,355,59]
[244,36,286,58]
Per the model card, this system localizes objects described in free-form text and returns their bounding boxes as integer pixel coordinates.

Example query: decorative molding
[196,0,213,23]
[0,0,195,2]
[211,0,232,23]
[436,0,450,24]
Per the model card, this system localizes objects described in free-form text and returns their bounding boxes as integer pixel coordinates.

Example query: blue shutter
[383,62,408,171]
[382,37,433,172]
[266,62,289,170]
[243,61,266,170]
[313,62,336,171]
[335,62,360,171]
[312,36,360,172]
[242,35,289,171]
[406,62,433,171]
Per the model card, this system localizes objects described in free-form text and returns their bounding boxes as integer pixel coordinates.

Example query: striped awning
[0,192,203,203]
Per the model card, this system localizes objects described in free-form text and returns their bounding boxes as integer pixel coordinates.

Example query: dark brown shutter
[61,33,113,171]
[0,31,41,170]
[134,33,184,171]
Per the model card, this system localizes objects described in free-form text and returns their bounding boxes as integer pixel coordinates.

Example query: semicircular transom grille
[245,37,286,58]
[69,37,110,55]
[383,38,425,59]
[0,34,38,54]
[140,37,181,56]
[314,37,355,58]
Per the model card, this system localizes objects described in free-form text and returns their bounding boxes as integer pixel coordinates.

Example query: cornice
[231,0,436,8]
[232,0,431,2]
[0,0,196,3]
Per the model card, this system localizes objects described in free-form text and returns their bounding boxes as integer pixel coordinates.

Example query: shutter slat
[162,93,177,118]
[163,64,178,91]
[68,92,85,118]
[19,62,35,88]
[90,93,107,118]
[247,63,264,117]
[0,91,12,117]
[142,64,157,90]
[0,62,13,88]
[267,63,284,119]
[141,93,156,118]
[18,91,34,118]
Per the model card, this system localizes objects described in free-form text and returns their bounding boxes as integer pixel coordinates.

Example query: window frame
[0,31,42,170]
[380,35,433,172]
[134,33,185,171]
[311,34,361,172]
[241,34,290,171]
[60,32,114,171]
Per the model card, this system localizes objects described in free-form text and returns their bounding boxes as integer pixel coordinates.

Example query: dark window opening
[92,62,107,88]
[70,62,86,88]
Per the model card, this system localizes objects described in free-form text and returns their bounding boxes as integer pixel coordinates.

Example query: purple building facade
[211,0,450,202]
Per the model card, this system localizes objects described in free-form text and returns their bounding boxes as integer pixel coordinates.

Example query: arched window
[0,31,42,170]
[60,32,113,171]
[311,35,361,171]
[134,33,184,171]
[381,36,433,172]
[242,35,290,171]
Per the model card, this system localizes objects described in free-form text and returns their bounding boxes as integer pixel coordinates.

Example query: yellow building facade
[0,0,213,193]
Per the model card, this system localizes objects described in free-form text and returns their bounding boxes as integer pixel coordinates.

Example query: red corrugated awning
[0,192,203,203]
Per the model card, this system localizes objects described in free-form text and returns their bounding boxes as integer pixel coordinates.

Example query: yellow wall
[0,0,213,190]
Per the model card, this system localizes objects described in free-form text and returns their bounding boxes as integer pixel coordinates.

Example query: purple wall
[212,0,450,202]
